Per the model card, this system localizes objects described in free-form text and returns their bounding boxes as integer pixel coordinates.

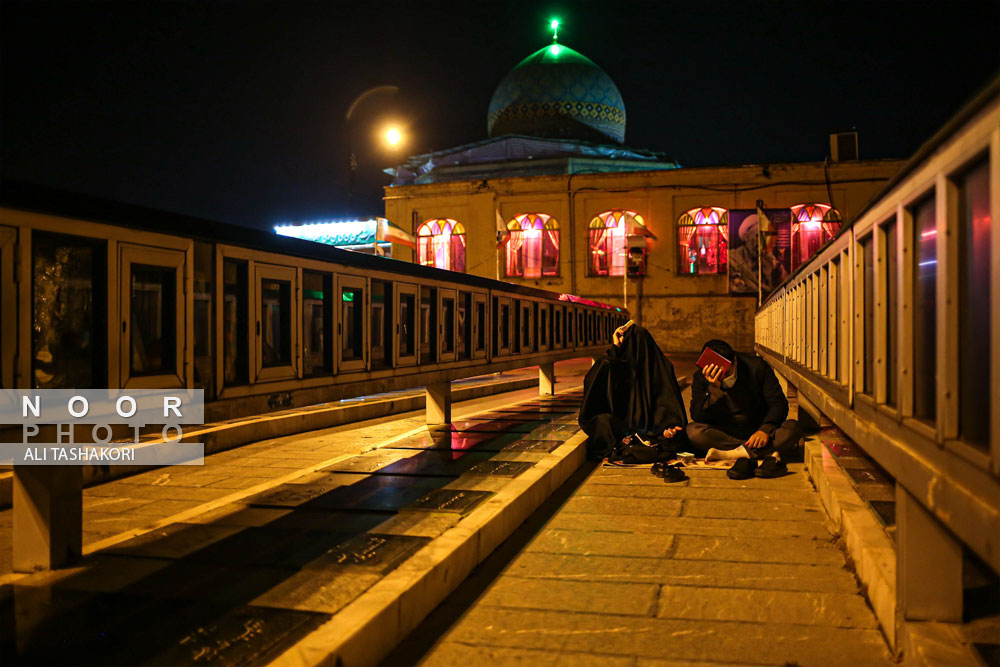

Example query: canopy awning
[274,217,416,249]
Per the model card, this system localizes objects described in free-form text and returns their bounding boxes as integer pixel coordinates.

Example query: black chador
[578,322,687,458]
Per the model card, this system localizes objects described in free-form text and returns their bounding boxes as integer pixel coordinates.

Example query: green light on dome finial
[549,18,559,43]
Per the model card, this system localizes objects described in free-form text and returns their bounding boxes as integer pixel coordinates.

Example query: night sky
[2,1,997,230]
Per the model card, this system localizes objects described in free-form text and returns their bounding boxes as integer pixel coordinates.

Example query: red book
[695,347,733,376]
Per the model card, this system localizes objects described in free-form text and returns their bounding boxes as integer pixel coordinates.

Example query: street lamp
[345,85,399,215]
[384,126,403,147]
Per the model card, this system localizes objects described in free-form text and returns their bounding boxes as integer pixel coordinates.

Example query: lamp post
[345,85,399,215]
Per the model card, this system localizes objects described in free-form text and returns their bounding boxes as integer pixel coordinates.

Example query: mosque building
[383,27,906,352]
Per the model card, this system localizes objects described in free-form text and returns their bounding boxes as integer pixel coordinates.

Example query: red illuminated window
[790,204,841,269]
[417,218,466,272]
[505,213,559,278]
[678,207,729,275]
[589,210,647,276]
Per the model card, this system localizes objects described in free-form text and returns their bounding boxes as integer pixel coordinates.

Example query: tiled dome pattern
[487,44,626,144]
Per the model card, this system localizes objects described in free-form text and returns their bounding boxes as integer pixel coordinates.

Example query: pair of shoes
[651,462,688,483]
[726,457,791,480]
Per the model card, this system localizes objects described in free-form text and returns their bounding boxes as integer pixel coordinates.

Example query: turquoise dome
[487,43,626,144]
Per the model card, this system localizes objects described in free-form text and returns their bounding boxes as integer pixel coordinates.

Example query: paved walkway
[0,361,593,578]
[0,362,599,665]
[390,454,893,666]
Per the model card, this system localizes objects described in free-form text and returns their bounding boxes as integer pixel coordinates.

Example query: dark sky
[2,0,997,230]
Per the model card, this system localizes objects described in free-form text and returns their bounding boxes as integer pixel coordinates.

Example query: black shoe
[755,457,790,478]
[727,457,758,480]
[662,464,688,483]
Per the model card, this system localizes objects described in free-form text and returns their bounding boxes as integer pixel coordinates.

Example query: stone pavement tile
[83,513,159,535]
[16,555,173,593]
[439,607,891,666]
[504,553,860,593]
[82,496,158,513]
[249,568,381,614]
[637,659,771,667]
[83,529,123,544]
[205,475,275,489]
[418,643,635,667]
[672,535,843,566]
[656,585,879,629]
[254,476,446,513]
[442,476,512,492]
[320,449,420,474]
[682,499,827,522]
[585,469,793,488]
[462,459,535,477]
[547,513,830,539]
[490,451,548,463]
[376,511,461,537]
[216,465,289,478]
[103,522,245,559]
[525,529,674,558]
[288,470,357,485]
[184,505,292,527]
[303,533,430,573]
[576,482,820,505]
[559,496,682,517]
[266,457,331,468]
[583,467,667,485]
[122,499,207,516]
[250,448,328,459]
[498,439,563,453]
[245,509,390,534]
[227,456,292,468]
[146,472,232,487]
[477,576,658,616]
[97,484,229,503]
[80,483,136,497]
[686,474,813,490]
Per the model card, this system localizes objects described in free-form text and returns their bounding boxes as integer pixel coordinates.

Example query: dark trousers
[685,419,803,459]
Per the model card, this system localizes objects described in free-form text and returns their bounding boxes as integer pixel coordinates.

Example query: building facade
[385,38,905,352]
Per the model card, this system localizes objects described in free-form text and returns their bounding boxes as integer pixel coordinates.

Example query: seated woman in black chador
[578,320,687,460]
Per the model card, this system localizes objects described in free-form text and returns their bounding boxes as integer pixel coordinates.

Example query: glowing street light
[345,85,399,215]
[384,127,402,147]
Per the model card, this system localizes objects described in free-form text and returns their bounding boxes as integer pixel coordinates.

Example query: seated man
[686,339,801,479]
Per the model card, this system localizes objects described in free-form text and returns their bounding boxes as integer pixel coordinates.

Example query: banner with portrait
[728,208,792,297]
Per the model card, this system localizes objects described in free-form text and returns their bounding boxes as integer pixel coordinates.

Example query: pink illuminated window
[589,210,647,276]
[677,207,729,275]
[417,219,466,272]
[505,213,559,278]
[790,204,841,269]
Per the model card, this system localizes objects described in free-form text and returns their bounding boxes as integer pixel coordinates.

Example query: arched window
[505,213,559,278]
[588,210,647,276]
[417,218,466,272]
[790,204,841,269]
[678,207,729,275]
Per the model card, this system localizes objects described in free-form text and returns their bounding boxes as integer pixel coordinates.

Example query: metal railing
[755,78,1000,637]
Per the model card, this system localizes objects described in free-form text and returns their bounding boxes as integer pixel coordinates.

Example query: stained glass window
[505,213,559,278]
[678,207,729,275]
[417,219,466,272]
[790,204,841,270]
[588,210,646,276]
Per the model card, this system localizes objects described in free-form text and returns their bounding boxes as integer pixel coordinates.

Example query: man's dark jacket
[689,352,788,439]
